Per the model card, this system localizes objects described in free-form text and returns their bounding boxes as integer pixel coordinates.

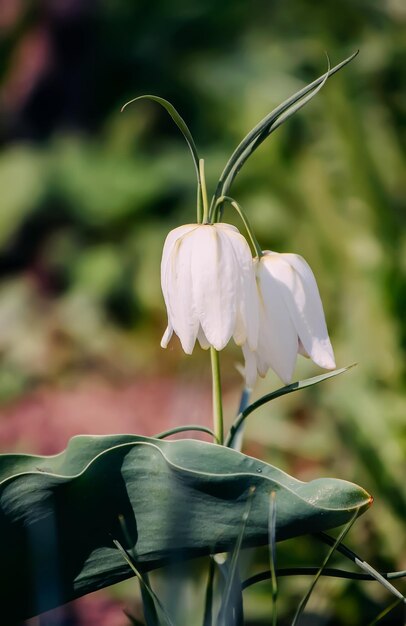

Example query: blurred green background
[0,0,405,624]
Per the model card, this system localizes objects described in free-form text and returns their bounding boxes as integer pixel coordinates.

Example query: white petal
[257,257,299,384]
[165,229,199,354]
[298,338,309,358]
[227,232,259,350]
[277,253,335,370]
[161,323,173,348]
[191,225,238,350]
[161,225,199,282]
[161,224,199,326]
[197,325,210,350]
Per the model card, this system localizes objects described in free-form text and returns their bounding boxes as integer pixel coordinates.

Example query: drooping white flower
[243,251,336,387]
[161,223,259,354]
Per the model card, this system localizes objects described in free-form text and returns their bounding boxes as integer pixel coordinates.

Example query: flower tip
[161,325,173,349]
[320,354,336,370]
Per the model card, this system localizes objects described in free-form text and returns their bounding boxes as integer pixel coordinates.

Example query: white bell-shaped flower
[243,251,336,387]
[161,223,259,354]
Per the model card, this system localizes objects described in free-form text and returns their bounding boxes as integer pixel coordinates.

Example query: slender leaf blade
[214,51,358,202]
[226,365,355,447]
[121,94,201,183]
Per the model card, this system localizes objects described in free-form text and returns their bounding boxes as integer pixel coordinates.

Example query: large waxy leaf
[0,435,371,621]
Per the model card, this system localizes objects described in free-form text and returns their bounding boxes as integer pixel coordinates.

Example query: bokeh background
[0,0,405,624]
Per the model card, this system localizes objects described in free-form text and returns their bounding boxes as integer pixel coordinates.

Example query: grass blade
[113,538,174,626]
[355,560,405,603]
[368,598,404,625]
[318,533,406,602]
[291,509,360,626]
[203,558,216,626]
[216,487,255,626]
[242,568,406,589]
[269,491,278,626]
[225,365,354,447]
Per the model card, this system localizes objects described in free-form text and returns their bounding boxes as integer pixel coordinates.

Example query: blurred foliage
[0,0,405,624]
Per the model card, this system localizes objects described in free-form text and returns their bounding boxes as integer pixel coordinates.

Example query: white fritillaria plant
[105,52,404,624]
[122,52,357,446]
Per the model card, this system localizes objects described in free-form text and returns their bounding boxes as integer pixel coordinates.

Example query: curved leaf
[212,51,358,204]
[0,435,371,621]
[121,95,201,185]
[226,366,354,447]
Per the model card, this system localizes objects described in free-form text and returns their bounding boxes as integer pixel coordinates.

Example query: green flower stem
[213,196,263,258]
[199,159,210,223]
[210,347,224,445]
[197,181,203,223]
[198,160,224,445]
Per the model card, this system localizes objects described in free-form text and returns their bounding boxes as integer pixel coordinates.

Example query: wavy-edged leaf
[0,435,371,621]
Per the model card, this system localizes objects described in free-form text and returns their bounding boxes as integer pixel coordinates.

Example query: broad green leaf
[0,435,371,621]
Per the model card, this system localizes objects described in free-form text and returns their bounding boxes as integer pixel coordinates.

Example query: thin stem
[269,491,278,626]
[242,568,406,590]
[214,195,263,257]
[199,159,210,223]
[291,509,360,626]
[210,347,224,445]
[197,181,203,223]
[155,425,218,442]
[202,558,216,626]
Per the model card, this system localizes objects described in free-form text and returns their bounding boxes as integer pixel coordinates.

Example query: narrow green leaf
[118,515,158,626]
[217,487,255,626]
[221,57,331,197]
[114,538,173,626]
[368,599,404,625]
[226,365,355,447]
[318,532,406,600]
[212,51,358,205]
[355,560,405,603]
[203,558,216,626]
[242,568,406,589]
[121,94,201,187]
[268,492,278,626]
[291,509,360,626]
